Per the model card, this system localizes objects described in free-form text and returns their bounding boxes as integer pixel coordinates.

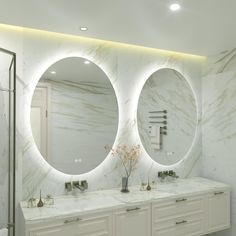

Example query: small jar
[140,182,146,191]
[151,180,157,190]
[44,194,54,206]
[27,198,36,208]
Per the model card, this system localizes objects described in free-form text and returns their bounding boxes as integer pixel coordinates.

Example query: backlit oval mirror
[137,68,197,165]
[30,57,118,175]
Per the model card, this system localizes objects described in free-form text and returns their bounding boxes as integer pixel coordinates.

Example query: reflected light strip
[0,23,206,60]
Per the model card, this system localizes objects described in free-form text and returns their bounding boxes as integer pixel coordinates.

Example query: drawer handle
[64,217,82,224]
[176,198,187,203]
[214,191,224,195]
[176,220,187,225]
[126,207,141,212]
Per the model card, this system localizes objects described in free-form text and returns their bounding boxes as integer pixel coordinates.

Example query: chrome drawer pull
[64,217,82,224]
[126,207,141,212]
[176,198,187,203]
[176,220,187,225]
[214,191,224,195]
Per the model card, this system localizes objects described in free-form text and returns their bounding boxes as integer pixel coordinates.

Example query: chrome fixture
[158,170,179,181]
[65,180,88,192]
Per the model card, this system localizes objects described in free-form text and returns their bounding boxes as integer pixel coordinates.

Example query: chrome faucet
[158,170,179,181]
[73,180,88,191]
[65,180,88,192]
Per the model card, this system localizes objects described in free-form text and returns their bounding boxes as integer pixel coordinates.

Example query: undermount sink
[112,188,173,203]
[54,194,122,212]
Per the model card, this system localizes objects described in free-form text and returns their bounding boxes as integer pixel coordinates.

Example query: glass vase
[121,176,129,193]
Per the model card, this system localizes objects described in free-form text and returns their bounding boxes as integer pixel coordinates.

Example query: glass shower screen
[0,48,16,236]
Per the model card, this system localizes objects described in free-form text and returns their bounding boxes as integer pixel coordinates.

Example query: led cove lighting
[84,60,90,65]
[0,23,206,59]
[170,3,181,11]
[50,71,56,74]
[80,27,88,31]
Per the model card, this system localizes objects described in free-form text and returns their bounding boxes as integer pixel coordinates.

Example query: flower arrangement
[105,144,141,192]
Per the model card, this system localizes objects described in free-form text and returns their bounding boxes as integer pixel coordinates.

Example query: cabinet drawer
[113,204,151,236]
[27,213,112,236]
[77,214,112,235]
[152,195,205,222]
[153,213,205,236]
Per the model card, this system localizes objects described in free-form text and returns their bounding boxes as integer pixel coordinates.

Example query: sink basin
[112,188,173,203]
[54,194,123,212]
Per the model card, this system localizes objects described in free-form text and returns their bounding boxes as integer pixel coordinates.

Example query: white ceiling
[0,0,236,56]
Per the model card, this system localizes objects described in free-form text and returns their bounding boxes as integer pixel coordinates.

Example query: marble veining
[138,69,197,165]
[21,177,230,223]
[203,48,236,76]
[35,77,118,175]
[0,27,203,202]
[202,49,236,236]
[21,38,202,199]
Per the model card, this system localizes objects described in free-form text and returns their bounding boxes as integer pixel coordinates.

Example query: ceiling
[0,0,236,56]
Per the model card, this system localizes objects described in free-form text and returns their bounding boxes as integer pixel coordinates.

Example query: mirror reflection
[138,68,197,165]
[31,57,118,175]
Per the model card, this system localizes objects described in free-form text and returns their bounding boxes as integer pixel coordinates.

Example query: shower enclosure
[0,48,16,236]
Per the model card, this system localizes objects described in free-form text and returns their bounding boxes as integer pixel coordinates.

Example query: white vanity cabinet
[152,195,207,236]
[152,190,230,236]
[207,190,230,234]
[21,178,231,236]
[25,212,113,236]
[113,204,151,236]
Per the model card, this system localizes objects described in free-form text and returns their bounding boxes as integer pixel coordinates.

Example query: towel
[0,228,8,236]
[150,125,161,150]
[150,125,157,137]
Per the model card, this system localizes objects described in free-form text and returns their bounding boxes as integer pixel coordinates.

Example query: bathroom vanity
[20,177,230,236]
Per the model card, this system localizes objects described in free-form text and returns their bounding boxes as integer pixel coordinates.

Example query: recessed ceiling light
[170,3,181,11]
[80,27,88,31]
[84,60,90,65]
[50,71,56,74]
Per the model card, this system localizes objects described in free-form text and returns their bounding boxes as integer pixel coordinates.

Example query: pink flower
[105,144,140,177]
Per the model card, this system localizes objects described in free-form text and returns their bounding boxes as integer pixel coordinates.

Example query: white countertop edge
[21,177,231,224]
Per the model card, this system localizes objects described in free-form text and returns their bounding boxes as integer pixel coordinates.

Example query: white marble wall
[202,48,236,236]
[0,26,203,202]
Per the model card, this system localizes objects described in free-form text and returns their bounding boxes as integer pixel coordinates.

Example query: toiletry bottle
[37,190,44,207]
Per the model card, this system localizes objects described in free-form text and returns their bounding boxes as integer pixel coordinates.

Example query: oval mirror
[30,57,118,175]
[137,68,197,165]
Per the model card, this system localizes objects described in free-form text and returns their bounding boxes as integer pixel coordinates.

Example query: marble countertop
[21,177,230,224]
